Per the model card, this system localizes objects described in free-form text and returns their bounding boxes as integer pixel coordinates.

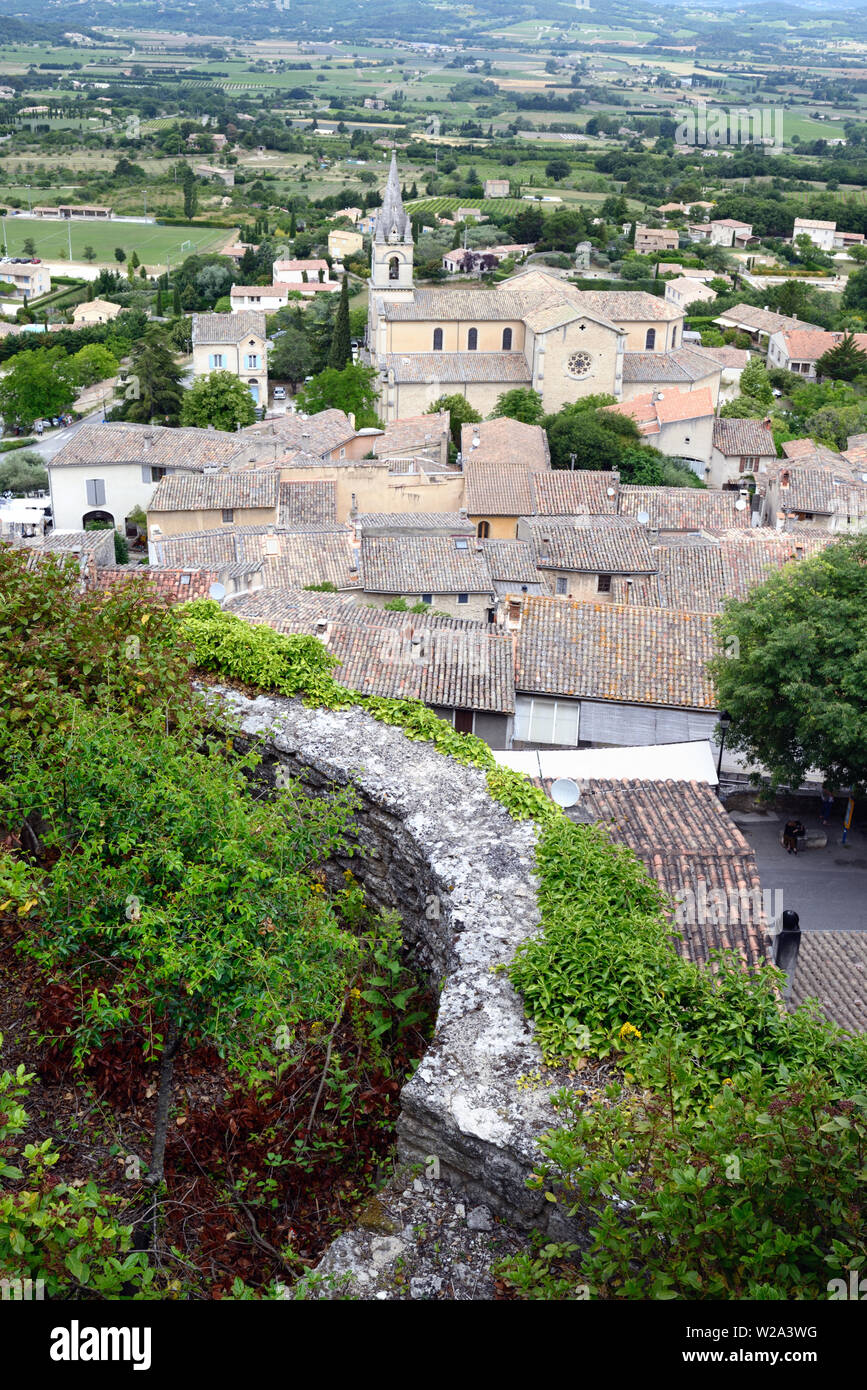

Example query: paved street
[26,407,106,464]
[732,810,867,933]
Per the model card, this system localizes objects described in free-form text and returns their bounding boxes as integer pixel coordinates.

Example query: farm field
[0,215,231,267]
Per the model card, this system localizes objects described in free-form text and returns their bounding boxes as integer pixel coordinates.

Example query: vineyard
[407,196,541,218]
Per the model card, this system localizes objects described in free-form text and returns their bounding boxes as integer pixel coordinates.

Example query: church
[365,154,689,423]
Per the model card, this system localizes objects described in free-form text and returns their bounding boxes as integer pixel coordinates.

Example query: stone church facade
[365,155,686,424]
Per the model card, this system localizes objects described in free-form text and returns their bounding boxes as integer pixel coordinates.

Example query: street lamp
[716,710,732,780]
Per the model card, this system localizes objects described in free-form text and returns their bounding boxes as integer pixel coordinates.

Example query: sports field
[0,216,232,268]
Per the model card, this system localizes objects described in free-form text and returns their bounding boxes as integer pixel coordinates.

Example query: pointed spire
[375,150,412,244]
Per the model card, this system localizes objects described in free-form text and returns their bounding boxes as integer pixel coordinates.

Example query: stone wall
[219,687,571,1235]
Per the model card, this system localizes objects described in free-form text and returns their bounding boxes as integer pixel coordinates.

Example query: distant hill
[0,14,102,44]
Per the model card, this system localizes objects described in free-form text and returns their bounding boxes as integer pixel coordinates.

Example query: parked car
[273,386,286,401]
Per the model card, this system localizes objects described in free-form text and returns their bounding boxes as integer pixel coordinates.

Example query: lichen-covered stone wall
[219,687,570,1234]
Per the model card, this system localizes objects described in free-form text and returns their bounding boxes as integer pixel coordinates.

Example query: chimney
[541,535,551,560]
[350,492,358,518]
[314,617,329,637]
[648,526,659,545]
[762,416,773,431]
[772,909,801,1000]
[780,469,790,489]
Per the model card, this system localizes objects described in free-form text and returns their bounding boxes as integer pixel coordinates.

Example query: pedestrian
[782,818,805,854]
[819,790,834,827]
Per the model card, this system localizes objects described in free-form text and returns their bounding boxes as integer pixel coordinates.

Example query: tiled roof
[381,287,527,321]
[577,289,682,323]
[712,218,752,230]
[788,931,867,1034]
[714,304,821,335]
[581,779,766,969]
[354,512,474,533]
[515,595,717,709]
[603,387,714,436]
[531,470,619,516]
[650,531,830,612]
[240,409,357,458]
[361,534,494,595]
[372,412,450,459]
[771,464,839,515]
[192,311,266,344]
[48,422,241,471]
[712,417,777,457]
[228,589,513,713]
[479,539,542,585]
[382,352,532,384]
[148,469,281,512]
[622,348,720,384]
[151,526,361,589]
[690,345,750,370]
[278,480,337,526]
[460,417,550,470]
[776,329,867,362]
[618,485,750,531]
[525,515,656,575]
[91,567,220,602]
[464,461,535,516]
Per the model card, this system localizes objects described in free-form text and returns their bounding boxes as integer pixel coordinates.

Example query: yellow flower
[349,988,361,999]
[619,1022,642,1041]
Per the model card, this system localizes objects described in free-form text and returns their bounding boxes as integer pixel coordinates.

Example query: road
[25,406,106,463]
[732,812,867,933]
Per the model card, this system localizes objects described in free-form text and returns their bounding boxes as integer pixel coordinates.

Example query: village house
[617,483,751,536]
[708,416,778,489]
[483,179,510,199]
[360,532,496,621]
[601,388,716,469]
[46,422,240,534]
[328,228,364,262]
[191,311,268,407]
[620,348,723,408]
[792,218,837,252]
[758,458,867,533]
[713,304,821,351]
[664,277,717,310]
[708,219,754,249]
[0,258,50,302]
[271,258,339,294]
[230,284,297,313]
[506,594,721,748]
[634,226,680,255]
[517,514,655,602]
[766,328,867,379]
[71,297,122,327]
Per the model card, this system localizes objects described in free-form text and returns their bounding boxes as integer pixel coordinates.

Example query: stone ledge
[218,687,569,1247]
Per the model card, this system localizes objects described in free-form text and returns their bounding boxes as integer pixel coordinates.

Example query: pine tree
[122,330,185,425]
[328,274,352,370]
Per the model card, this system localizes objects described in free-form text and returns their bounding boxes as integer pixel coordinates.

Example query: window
[597,574,612,593]
[514,696,580,746]
[476,520,490,538]
[467,327,478,351]
[671,326,678,348]
[388,256,399,281]
[457,593,469,604]
[432,327,443,351]
[645,329,656,350]
[556,576,567,595]
[209,353,225,370]
[502,327,512,350]
[454,537,469,551]
[85,478,105,507]
[421,593,433,605]
[222,508,234,523]
[244,354,259,370]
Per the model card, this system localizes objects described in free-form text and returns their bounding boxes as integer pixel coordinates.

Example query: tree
[114,247,126,263]
[842,266,867,314]
[172,284,181,316]
[815,332,867,383]
[129,250,140,271]
[117,330,184,425]
[269,327,313,391]
[710,537,867,794]
[0,450,48,496]
[739,357,774,406]
[426,393,482,448]
[82,245,96,262]
[155,285,164,317]
[545,157,571,182]
[181,164,198,220]
[70,343,119,388]
[21,237,36,256]
[0,349,76,430]
[180,371,257,432]
[295,364,380,428]
[328,274,351,371]
[545,412,626,472]
[490,387,544,425]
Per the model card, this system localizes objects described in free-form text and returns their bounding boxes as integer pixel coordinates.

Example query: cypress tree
[156,285,164,316]
[172,284,181,316]
[328,274,351,370]
[289,210,297,237]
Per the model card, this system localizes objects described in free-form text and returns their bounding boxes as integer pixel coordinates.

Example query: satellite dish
[735,498,748,511]
[637,509,650,526]
[550,777,581,808]
[606,486,616,497]
[861,473,867,484]
[209,582,226,601]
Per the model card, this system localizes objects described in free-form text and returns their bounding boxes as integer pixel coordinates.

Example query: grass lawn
[0,215,232,268]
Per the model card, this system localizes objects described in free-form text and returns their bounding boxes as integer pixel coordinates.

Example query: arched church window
[645,328,656,350]
[388,256,400,281]
[467,327,478,351]
[502,328,512,350]
[433,327,443,351]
